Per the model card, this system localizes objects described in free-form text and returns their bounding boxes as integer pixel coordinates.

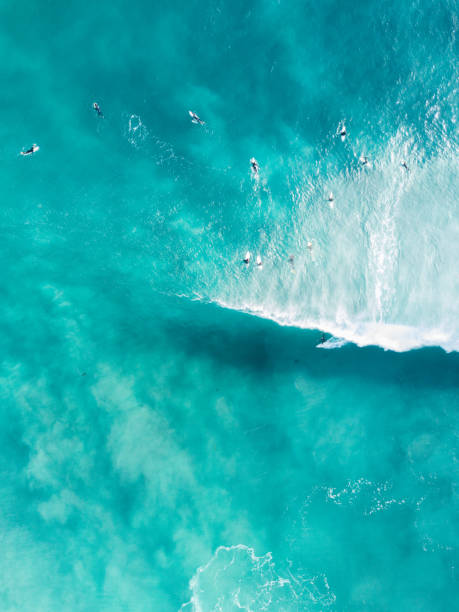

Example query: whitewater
[166,123,459,352]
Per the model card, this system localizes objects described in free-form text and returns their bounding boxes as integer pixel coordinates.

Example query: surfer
[93,102,103,117]
[319,333,326,345]
[20,144,39,156]
[243,251,251,264]
[401,160,409,172]
[189,110,205,125]
[288,255,295,271]
[250,157,259,176]
[328,192,334,202]
[307,241,313,250]
[359,155,369,166]
[256,255,262,268]
[338,123,347,141]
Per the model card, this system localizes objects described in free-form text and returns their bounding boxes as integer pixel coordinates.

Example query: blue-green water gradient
[0,0,458,609]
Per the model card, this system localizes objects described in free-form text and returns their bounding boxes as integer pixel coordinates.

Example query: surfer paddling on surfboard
[189,110,205,125]
[93,102,104,117]
[250,157,259,176]
[20,144,39,156]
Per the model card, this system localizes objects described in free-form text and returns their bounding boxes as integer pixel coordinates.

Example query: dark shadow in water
[155,294,459,392]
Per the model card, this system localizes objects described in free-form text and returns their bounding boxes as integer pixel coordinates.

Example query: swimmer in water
[401,160,409,172]
[188,110,205,125]
[93,102,103,117]
[288,255,295,271]
[243,251,251,264]
[250,157,259,176]
[307,241,313,250]
[20,144,39,156]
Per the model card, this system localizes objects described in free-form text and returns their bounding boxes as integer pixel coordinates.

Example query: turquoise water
[1,0,458,609]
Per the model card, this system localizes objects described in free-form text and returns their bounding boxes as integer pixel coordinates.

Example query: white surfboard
[20,144,39,156]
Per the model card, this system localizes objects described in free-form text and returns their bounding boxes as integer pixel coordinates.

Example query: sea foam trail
[192,130,459,353]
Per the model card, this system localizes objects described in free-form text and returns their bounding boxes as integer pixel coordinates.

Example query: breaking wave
[195,127,459,353]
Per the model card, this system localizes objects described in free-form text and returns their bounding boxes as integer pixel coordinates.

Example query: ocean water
[1,0,458,610]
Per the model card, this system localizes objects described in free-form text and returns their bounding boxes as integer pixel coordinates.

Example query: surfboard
[21,145,39,156]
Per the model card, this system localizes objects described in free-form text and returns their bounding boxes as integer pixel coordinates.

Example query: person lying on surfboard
[250,157,259,175]
[188,110,205,125]
[401,160,409,172]
[93,102,104,117]
[20,144,39,156]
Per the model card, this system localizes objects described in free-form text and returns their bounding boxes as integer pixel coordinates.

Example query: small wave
[180,544,335,611]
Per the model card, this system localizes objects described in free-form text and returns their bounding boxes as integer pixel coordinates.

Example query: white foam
[302,478,408,518]
[180,544,335,611]
[317,337,349,349]
[212,297,456,352]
